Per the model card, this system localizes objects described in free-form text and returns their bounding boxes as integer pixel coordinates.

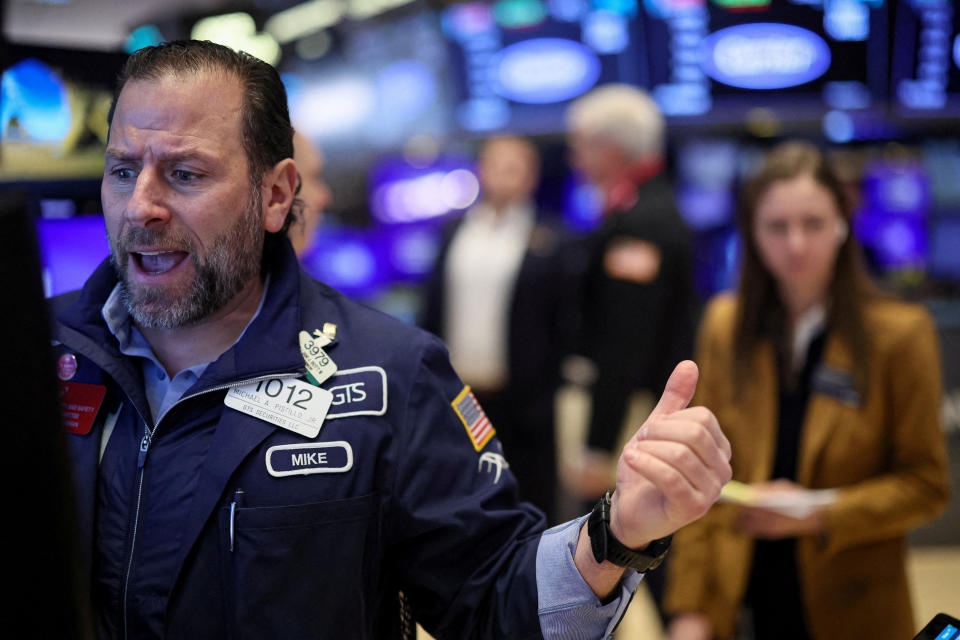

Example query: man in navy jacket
[54,40,731,639]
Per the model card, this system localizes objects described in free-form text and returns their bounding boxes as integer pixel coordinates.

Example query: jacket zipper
[120,371,299,640]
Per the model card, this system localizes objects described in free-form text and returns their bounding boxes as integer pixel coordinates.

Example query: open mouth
[132,250,189,275]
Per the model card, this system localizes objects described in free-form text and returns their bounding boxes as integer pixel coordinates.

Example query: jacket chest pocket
[218,494,377,639]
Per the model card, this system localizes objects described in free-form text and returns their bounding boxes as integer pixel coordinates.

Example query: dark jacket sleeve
[386,335,546,639]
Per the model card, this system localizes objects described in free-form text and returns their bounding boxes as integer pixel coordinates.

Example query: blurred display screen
[367,154,479,224]
[691,226,740,298]
[299,220,445,300]
[280,10,454,220]
[300,225,391,300]
[1,46,122,181]
[924,140,960,215]
[674,139,742,230]
[442,0,649,132]
[689,0,889,119]
[929,219,960,280]
[854,160,930,271]
[891,0,960,115]
[35,215,109,297]
[439,0,889,134]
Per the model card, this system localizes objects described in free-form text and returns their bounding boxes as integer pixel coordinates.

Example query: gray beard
[109,198,263,329]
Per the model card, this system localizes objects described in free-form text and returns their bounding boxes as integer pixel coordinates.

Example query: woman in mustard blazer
[665,142,950,640]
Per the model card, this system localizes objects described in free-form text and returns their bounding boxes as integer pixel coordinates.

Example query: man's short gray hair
[566,84,665,161]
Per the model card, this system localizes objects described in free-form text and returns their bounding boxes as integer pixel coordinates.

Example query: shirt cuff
[536,515,644,639]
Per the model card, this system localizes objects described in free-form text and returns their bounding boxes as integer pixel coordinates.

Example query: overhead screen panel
[688,0,889,119]
[891,0,960,116]
[1,46,123,181]
[440,0,890,134]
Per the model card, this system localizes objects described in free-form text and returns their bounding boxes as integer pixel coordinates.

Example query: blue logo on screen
[701,23,831,90]
[936,623,958,640]
[492,38,601,104]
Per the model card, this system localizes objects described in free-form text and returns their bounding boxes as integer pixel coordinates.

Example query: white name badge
[225,377,333,439]
[299,330,337,385]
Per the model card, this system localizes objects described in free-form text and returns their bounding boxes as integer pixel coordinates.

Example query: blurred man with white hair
[565,84,697,517]
[565,84,698,623]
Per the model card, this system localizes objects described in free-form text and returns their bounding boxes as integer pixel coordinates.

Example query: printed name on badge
[265,441,354,477]
[225,376,333,439]
[299,330,337,386]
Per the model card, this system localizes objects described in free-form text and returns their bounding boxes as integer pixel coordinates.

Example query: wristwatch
[588,490,672,572]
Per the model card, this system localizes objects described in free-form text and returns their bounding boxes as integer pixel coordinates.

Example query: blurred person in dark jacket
[564,85,697,499]
[421,136,569,522]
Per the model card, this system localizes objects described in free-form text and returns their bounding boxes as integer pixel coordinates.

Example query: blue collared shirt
[101,278,270,426]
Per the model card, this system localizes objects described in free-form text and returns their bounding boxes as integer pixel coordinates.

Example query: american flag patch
[451,386,495,452]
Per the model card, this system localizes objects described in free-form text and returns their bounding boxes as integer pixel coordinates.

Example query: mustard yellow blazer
[665,294,950,640]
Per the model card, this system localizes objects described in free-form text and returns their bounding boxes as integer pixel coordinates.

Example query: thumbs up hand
[609,360,732,549]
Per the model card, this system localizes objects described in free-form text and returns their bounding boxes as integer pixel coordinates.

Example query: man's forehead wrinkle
[113,88,242,147]
[105,127,231,173]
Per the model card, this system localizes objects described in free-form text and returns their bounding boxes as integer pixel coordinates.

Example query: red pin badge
[58,353,78,381]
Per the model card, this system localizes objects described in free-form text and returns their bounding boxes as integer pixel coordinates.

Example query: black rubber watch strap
[588,490,672,572]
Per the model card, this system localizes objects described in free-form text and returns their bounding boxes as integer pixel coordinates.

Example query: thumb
[648,360,699,420]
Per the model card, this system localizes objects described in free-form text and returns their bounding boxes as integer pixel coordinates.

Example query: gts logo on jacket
[325,366,387,418]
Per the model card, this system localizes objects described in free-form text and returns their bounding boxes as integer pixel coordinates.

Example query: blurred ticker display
[6,0,960,308]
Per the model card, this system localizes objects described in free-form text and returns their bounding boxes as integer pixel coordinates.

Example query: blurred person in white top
[421,136,568,521]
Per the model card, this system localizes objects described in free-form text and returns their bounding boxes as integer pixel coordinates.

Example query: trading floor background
[3,0,958,636]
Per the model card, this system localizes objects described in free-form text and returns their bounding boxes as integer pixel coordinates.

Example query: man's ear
[261,158,298,233]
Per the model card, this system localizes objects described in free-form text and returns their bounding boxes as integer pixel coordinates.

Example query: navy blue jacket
[55,241,546,639]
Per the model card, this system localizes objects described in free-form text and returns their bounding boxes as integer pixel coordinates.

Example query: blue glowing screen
[700,23,832,90]
[300,226,390,300]
[491,38,601,104]
[35,216,110,297]
[368,155,479,224]
[1,58,72,142]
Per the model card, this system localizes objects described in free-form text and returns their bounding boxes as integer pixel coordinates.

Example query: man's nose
[126,168,170,227]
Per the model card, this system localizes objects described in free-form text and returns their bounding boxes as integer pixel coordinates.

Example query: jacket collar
[745,332,854,487]
[56,239,308,395]
[604,157,666,214]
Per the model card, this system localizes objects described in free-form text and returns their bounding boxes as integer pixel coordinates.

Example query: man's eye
[172,170,200,182]
[111,168,135,180]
